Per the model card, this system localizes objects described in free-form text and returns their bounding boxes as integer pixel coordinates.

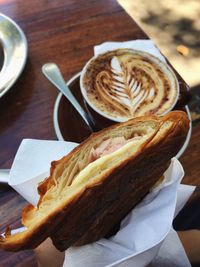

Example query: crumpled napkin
[151,228,191,267]
[94,39,166,62]
[63,161,193,267]
[8,139,195,267]
[9,139,77,206]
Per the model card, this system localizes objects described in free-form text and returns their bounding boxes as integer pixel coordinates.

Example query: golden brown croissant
[0,111,189,251]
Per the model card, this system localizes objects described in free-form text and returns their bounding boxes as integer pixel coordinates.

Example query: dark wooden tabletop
[0,0,199,266]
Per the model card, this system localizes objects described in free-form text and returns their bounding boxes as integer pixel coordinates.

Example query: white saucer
[0,13,28,98]
[53,73,192,159]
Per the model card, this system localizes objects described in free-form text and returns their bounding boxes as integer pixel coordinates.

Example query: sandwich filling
[87,134,142,163]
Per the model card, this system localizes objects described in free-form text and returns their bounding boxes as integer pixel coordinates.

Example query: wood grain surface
[0,0,199,266]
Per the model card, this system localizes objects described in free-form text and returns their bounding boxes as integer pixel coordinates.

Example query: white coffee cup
[80,49,179,122]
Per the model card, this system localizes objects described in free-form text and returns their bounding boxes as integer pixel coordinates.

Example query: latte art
[96,56,158,117]
[81,49,179,121]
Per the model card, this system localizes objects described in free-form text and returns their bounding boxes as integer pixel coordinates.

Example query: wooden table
[0,0,199,266]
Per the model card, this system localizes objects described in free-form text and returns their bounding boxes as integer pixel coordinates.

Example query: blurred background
[118,0,200,121]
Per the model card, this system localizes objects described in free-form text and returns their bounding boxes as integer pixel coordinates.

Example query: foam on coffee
[81,49,179,121]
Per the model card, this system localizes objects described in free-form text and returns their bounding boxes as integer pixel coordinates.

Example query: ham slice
[88,134,142,163]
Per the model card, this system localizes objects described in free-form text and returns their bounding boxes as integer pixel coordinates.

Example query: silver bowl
[0,13,28,97]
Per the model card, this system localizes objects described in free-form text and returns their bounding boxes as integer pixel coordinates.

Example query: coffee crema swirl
[82,49,179,121]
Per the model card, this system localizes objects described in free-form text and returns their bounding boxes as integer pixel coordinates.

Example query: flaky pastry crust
[0,111,189,251]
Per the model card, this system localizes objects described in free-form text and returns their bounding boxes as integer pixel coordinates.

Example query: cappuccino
[80,49,179,122]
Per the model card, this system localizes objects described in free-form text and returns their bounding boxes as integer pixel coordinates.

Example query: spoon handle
[42,63,95,132]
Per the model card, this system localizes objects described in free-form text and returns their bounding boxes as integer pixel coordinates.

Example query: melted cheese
[71,135,148,186]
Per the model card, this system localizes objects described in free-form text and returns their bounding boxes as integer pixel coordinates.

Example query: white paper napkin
[8,139,195,267]
[63,164,194,267]
[151,228,191,267]
[9,139,77,206]
[94,40,166,62]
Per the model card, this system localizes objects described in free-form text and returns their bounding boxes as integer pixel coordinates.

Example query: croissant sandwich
[0,111,189,252]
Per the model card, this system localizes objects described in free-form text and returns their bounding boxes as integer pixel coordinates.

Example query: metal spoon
[42,63,96,132]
